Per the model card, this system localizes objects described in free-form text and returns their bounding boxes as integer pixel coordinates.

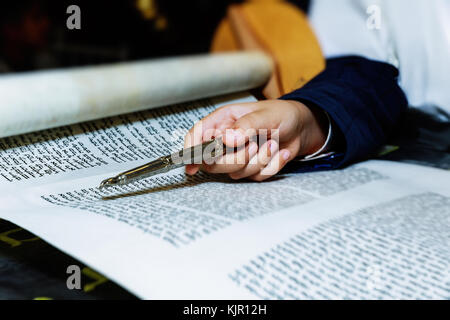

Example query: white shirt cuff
[298,111,335,162]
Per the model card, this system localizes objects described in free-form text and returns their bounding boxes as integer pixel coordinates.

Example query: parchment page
[0,95,449,299]
[0,92,256,192]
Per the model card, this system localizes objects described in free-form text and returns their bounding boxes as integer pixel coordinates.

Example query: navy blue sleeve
[279,56,408,169]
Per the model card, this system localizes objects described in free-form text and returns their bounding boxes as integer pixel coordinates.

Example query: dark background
[0,0,309,73]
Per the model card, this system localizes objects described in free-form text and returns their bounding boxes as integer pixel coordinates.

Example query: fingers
[221,109,279,148]
[228,139,278,180]
[248,149,291,181]
[184,101,285,177]
[184,102,259,146]
[203,141,258,174]
[185,164,200,175]
[185,103,259,176]
[184,111,226,175]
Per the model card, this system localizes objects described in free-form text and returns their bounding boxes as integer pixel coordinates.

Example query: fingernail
[185,165,197,175]
[270,141,277,154]
[282,150,290,161]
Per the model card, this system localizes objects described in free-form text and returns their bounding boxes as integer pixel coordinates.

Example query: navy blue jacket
[280,56,408,170]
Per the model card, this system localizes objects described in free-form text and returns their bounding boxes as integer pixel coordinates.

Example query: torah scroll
[0,51,272,138]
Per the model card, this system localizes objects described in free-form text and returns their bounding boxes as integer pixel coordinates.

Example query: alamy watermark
[366,4,381,30]
[66,264,81,290]
[66,5,81,30]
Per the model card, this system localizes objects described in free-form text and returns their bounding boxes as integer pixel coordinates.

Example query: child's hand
[184,99,328,181]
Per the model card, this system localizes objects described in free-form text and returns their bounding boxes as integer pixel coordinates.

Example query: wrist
[289,100,329,157]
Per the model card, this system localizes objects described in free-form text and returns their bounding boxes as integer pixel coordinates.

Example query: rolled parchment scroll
[0,51,272,138]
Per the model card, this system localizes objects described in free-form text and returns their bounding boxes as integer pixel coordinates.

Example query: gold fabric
[211,0,325,99]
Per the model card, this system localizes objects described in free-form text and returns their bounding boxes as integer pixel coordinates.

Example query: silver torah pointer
[99,138,224,189]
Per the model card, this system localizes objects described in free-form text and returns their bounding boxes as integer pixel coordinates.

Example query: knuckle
[236,116,253,131]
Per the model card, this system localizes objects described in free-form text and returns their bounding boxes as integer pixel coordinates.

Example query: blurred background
[0,0,309,73]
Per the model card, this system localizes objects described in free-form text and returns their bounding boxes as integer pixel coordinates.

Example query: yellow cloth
[211,0,325,99]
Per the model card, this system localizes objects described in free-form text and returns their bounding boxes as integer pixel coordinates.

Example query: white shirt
[309,0,450,113]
